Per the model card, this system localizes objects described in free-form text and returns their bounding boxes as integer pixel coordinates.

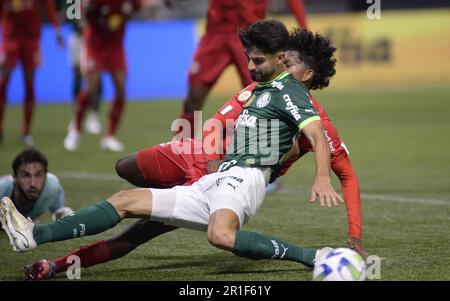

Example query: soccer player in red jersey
[23,29,368,280]
[63,0,141,152]
[177,0,308,137]
[0,0,63,146]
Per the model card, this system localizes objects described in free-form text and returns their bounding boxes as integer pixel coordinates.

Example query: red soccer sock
[75,90,90,132]
[51,240,112,274]
[107,95,125,136]
[22,86,35,136]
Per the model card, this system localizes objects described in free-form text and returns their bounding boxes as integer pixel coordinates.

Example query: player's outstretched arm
[301,120,344,207]
[331,156,369,259]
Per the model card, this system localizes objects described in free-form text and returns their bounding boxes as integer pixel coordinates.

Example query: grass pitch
[0,86,449,281]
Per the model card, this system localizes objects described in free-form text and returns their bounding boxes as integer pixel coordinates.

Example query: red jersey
[205,0,307,34]
[83,0,140,48]
[0,0,59,40]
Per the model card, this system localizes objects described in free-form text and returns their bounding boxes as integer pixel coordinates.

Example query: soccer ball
[313,248,367,281]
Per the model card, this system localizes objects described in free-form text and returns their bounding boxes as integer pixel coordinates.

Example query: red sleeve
[43,0,60,28]
[202,83,255,161]
[202,96,245,161]
[331,155,363,239]
[286,0,308,29]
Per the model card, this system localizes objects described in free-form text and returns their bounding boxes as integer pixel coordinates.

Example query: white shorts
[149,166,270,231]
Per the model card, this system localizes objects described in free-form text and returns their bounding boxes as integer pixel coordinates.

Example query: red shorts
[0,38,40,70]
[188,33,252,87]
[298,119,349,164]
[136,139,208,188]
[81,44,126,74]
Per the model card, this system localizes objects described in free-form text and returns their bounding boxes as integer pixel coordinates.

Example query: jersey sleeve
[275,85,320,131]
[202,83,255,161]
[0,175,13,198]
[203,96,245,161]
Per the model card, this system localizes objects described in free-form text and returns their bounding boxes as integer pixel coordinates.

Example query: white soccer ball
[313,247,367,281]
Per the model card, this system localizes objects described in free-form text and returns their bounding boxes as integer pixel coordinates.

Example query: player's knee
[207,228,235,250]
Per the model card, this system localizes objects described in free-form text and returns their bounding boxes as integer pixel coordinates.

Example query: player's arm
[286,0,308,29]
[43,0,64,48]
[301,119,344,207]
[331,153,368,258]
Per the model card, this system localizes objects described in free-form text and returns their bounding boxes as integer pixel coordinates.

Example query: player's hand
[207,159,222,174]
[347,237,369,260]
[310,179,344,207]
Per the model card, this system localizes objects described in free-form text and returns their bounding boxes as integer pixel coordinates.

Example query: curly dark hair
[12,148,48,176]
[239,19,289,54]
[287,28,337,90]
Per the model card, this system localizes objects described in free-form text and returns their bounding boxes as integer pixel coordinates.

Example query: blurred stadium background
[0,0,449,280]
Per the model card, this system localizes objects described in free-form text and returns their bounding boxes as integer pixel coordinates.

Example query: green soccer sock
[232,230,317,268]
[33,201,121,246]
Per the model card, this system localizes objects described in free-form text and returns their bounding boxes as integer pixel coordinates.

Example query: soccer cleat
[64,125,80,152]
[85,112,102,134]
[101,136,124,152]
[23,259,57,281]
[21,135,34,147]
[313,247,334,266]
[0,197,37,252]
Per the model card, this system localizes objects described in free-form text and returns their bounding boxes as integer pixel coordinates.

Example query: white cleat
[101,136,124,152]
[85,112,102,135]
[313,247,334,266]
[0,197,37,252]
[64,125,80,152]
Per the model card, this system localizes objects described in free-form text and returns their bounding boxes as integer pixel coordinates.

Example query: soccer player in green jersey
[1,20,343,270]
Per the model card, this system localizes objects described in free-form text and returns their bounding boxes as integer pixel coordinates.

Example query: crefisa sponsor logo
[283,94,301,121]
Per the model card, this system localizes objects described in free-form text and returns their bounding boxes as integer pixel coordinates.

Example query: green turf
[0,86,449,280]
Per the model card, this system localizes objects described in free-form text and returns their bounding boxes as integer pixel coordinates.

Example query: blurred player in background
[64,0,141,152]
[0,149,73,222]
[22,28,367,280]
[0,0,64,146]
[68,18,103,135]
[176,0,308,138]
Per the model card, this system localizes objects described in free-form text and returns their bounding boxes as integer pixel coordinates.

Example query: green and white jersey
[221,71,320,175]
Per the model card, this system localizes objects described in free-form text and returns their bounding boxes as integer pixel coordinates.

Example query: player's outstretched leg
[0,189,153,252]
[207,208,332,269]
[24,219,177,280]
